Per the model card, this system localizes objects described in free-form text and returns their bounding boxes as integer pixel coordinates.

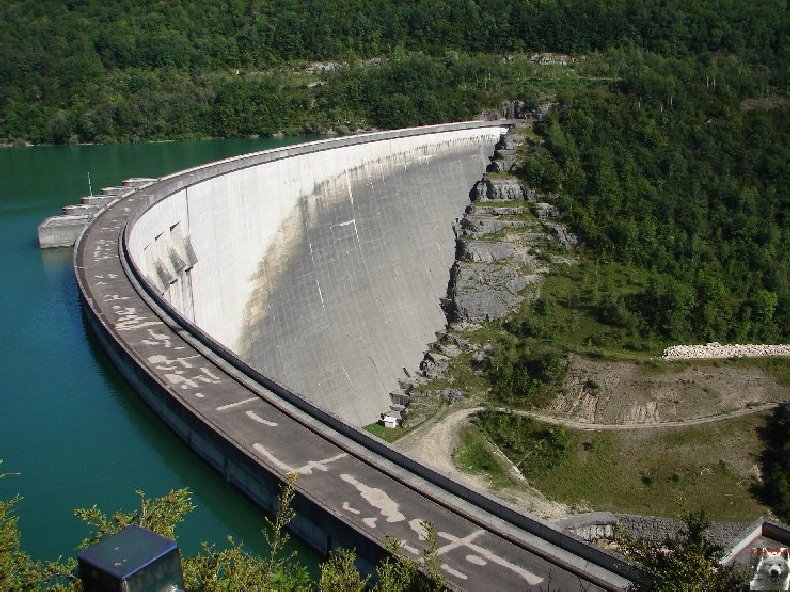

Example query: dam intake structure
[72,122,638,590]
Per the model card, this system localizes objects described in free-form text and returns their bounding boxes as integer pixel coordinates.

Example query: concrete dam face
[128,126,507,425]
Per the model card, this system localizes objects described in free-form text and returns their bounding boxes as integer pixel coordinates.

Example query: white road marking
[438,530,543,585]
[246,410,278,426]
[216,397,257,411]
[340,473,404,523]
[442,564,467,580]
[342,502,360,515]
[253,444,346,475]
[409,519,428,540]
[399,539,420,555]
[465,554,486,566]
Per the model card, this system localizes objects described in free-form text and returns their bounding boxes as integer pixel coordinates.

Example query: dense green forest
[515,49,788,345]
[1,0,787,144]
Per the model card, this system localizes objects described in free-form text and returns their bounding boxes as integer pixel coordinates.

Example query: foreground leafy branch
[1,466,446,591]
[0,461,78,591]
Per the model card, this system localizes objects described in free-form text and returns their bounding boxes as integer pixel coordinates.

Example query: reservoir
[0,136,319,567]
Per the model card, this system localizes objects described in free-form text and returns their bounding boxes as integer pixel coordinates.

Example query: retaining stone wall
[662,343,790,360]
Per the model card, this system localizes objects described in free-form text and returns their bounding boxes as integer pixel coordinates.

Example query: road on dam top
[75,125,633,590]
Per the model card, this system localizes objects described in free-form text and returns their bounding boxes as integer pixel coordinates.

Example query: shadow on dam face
[237,145,493,424]
[129,128,506,426]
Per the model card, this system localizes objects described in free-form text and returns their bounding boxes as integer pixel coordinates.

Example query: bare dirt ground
[550,354,788,425]
[395,374,784,521]
[515,402,780,430]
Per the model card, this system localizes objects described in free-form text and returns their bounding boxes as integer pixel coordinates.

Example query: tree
[320,547,369,591]
[373,522,444,592]
[0,465,446,590]
[485,340,568,408]
[617,510,748,591]
[0,461,77,591]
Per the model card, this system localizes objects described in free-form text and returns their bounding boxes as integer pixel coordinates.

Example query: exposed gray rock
[448,261,535,323]
[389,390,411,406]
[490,149,518,172]
[460,216,506,236]
[522,185,540,202]
[479,100,531,121]
[614,514,750,547]
[533,202,560,219]
[534,102,559,121]
[472,177,525,201]
[444,332,477,353]
[437,389,466,403]
[403,412,427,428]
[420,352,450,379]
[460,240,516,262]
[497,133,526,151]
[451,321,483,332]
[466,205,525,216]
[460,216,537,237]
[438,343,463,357]
[544,222,579,248]
[398,376,426,391]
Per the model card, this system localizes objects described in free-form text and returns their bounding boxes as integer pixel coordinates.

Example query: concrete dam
[128,126,503,425]
[74,122,637,590]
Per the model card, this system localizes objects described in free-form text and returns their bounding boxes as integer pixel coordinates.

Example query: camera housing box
[78,525,184,592]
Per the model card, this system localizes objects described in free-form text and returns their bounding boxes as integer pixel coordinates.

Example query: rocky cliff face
[472,177,528,200]
[390,127,579,426]
[446,130,578,324]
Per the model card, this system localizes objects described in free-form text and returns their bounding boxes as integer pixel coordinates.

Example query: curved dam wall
[74,123,637,590]
[128,125,506,425]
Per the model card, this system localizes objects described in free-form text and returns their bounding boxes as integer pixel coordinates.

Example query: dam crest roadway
[75,121,637,590]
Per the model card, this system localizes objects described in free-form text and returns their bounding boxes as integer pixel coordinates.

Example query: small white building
[381,409,402,428]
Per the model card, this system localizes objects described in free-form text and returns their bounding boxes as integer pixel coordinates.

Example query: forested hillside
[517,49,788,344]
[2,0,786,343]
[0,0,787,144]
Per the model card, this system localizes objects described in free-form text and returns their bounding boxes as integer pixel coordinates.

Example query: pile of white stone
[662,343,790,360]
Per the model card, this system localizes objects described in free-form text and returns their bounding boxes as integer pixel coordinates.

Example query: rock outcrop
[472,177,528,201]
[448,262,535,323]
[394,125,581,424]
[419,352,450,379]
[444,128,579,324]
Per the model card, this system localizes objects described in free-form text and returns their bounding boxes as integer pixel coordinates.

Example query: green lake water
[0,137,321,569]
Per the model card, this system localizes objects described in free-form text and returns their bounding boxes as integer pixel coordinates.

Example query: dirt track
[511,401,782,430]
[396,406,571,519]
[395,401,783,520]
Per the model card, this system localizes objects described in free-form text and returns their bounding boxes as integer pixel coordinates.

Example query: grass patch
[526,413,773,521]
[453,425,515,489]
[633,356,790,387]
[363,422,412,443]
[507,255,668,358]
[470,199,527,207]
[474,411,570,476]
